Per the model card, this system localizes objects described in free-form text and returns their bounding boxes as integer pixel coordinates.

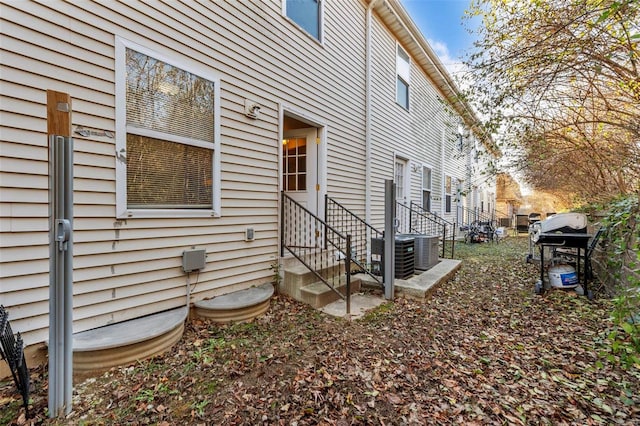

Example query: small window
[116,39,220,218]
[455,179,464,222]
[285,0,322,40]
[397,78,409,109]
[396,45,410,109]
[422,166,432,211]
[457,124,465,152]
[445,175,452,213]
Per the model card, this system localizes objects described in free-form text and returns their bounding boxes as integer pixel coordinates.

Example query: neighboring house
[0,0,496,372]
[496,173,524,227]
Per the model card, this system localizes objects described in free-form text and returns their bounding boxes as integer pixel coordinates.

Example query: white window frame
[444,175,452,213]
[283,0,324,42]
[396,44,410,110]
[457,123,465,153]
[115,37,221,219]
[421,165,432,211]
[455,178,464,222]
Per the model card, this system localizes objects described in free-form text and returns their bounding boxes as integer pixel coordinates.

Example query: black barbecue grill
[531,213,596,299]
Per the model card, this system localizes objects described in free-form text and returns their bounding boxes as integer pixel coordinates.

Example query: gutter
[376,0,496,154]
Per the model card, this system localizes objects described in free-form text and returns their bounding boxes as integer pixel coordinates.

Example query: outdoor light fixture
[244,99,261,119]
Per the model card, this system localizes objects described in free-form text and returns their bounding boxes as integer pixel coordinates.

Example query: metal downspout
[365,0,378,226]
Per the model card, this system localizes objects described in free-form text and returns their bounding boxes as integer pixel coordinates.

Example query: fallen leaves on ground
[1,237,639,425]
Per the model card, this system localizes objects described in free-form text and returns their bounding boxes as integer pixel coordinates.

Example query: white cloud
[427,38,471,90]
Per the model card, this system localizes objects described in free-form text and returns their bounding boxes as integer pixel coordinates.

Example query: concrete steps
[300,275,361,308]
[280,254,360,308]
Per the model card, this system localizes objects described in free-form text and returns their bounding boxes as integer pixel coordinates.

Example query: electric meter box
[182,248,206,273]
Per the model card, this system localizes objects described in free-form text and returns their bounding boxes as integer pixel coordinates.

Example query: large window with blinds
[115,39,220,218]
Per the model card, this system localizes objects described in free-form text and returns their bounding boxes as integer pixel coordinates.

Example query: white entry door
[394,157,408,204]
[283,128,318,215]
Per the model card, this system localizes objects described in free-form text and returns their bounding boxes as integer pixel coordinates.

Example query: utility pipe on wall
[47,90,74,418]
[365,0,378,226]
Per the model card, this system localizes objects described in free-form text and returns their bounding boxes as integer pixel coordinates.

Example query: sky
[400,0,479,78]
[401,1,532,192]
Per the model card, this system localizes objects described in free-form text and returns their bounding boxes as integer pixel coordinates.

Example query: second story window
[286,0,322,40]
[396,45,410,109]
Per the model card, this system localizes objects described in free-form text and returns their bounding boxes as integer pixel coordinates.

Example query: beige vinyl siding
[407,64,447,214]
[1,0,368,347]
[368,16,456,228]
[369,21,404,227]
[442,122,468,221]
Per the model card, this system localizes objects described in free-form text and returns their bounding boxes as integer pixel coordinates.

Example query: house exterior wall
[0,0,494,366]
[470,139,498,216]
[496,173,523,221]
[0,0,368,348]
[367,7,480,230]
[441,126,468,225]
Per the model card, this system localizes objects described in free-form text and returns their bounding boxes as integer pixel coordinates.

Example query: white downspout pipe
[365,0,378,225]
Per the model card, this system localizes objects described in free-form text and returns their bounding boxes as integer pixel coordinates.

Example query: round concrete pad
[73,307,188,351]
[74,321,185,372]
[194,282,274,310]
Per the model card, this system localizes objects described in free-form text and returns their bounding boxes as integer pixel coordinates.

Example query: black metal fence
[1,306,30,418]
[325,196,383,285]
[457,205,497,229]
[281,193,352,314]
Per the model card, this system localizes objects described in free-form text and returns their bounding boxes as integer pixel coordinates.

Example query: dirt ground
[2,237,639,425]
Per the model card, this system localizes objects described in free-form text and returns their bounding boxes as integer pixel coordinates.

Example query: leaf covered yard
[2,238,639,425]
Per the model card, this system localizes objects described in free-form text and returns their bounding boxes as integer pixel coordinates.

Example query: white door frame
[278,106,327,218]
[282,127,318,213]
[393,154,409,204]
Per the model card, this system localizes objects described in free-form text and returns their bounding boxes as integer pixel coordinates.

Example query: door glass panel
[283,137,307,191]
[394,160,405,202]
[287,175,297,191]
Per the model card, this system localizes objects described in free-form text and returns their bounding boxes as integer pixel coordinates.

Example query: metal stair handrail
[281,193,352,314]
[396,201,443,235]
[409,202,456,258]
[457,205,497,228]
[325,196,383,285]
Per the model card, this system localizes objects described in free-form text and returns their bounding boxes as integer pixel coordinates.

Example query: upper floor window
[474,140,480,163]
[285,0,322,40]
[457,124,465,152]
[115,38,221,218]
[396,45,410,109]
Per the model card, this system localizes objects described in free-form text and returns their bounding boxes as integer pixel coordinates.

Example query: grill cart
[529,213,594,298]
